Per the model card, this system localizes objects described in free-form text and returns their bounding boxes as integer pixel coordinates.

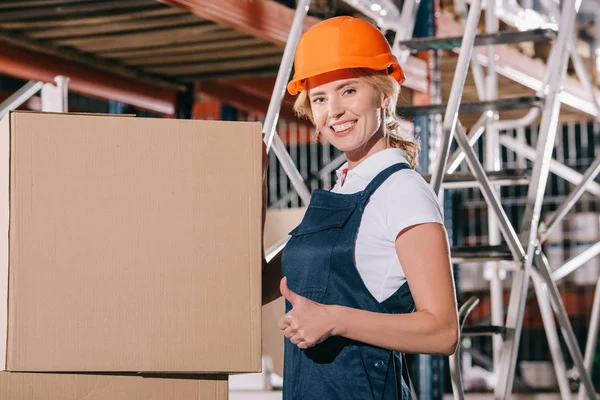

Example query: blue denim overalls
[281,162,415,400]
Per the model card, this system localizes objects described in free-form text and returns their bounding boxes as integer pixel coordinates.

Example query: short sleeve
[384,170,444,240]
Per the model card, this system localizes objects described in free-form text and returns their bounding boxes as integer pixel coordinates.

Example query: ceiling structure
[0,0,598,129]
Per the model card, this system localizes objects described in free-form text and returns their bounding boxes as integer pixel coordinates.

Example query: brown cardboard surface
[0,111,262,373]
[262,208,306,377]
[0,372,228,400]
[0,114,9,367]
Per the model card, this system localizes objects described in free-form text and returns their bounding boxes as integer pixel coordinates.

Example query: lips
[331,120,357,132]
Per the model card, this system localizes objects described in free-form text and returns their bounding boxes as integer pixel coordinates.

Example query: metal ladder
[394,0,598,397]
[261,0,599,399]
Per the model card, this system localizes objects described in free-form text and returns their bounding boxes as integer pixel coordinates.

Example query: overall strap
[362,162,411,199]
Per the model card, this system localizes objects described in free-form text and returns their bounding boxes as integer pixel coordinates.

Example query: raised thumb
[280,277,301,306]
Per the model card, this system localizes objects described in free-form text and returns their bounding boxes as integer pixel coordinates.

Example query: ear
[380,93,390,109]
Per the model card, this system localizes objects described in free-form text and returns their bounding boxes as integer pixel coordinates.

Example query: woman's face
[309,77,387,157]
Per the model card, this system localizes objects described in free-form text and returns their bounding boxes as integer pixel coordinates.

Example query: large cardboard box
[262,207,306,377]
[0,372,227,400]
[0,111,262,373]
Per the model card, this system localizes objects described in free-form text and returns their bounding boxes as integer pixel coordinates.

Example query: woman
[262,16,459,400]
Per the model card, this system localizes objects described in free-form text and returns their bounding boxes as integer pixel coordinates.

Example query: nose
[328,97,345,120]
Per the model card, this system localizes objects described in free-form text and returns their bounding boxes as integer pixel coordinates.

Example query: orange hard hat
[287,16,406,95]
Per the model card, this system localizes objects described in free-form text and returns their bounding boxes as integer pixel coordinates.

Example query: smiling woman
[261,15,459,400]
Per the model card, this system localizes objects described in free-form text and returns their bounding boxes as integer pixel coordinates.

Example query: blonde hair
[293,68,420,169]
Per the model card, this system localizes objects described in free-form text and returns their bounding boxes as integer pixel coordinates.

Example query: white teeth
[331,121,356,132]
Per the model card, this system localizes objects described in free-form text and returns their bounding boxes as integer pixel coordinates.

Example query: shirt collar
[335,148,410,183]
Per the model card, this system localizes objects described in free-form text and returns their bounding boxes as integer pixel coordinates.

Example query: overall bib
[282,163,416,400]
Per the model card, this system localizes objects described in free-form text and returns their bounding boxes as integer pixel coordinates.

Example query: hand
[278,277,336,349]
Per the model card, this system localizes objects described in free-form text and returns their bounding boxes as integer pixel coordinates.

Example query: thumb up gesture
[278,277,337,349]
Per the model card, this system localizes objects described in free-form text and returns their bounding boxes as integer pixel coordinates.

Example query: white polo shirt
[331,148,444,302]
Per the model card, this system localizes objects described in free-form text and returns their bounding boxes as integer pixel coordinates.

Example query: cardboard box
[0,372,227,400]
[262,207,306,377]
[0,111,262,373]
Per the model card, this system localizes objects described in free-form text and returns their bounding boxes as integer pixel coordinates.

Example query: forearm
[331,305,458,356]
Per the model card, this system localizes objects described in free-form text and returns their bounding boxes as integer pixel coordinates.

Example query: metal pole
[447,108,542,174]
[265,235,290,262]
[483,1,505,375]
[317,153,347,179]
[540,153,600,243]
[540,0,600,121]
[570,44,600,121]
[552,241,600,282]
[518,14,575,242]
[430,0,482,194]
[0,80,43,119]
[262,0,312,205]
[446,112,488,173]
[271,153,347,207]
[578,277,600,400]
[263,0,310,153]
[391,0,421,65]
[533,250,597,399]
[496,0,579,396]
[500,134,600,197]
[271,134,312,204]
[492,108,540,131]
[453,121,530,399]
[41,75,69,113]
[455,122,525,261]
[529,270,571,399]
[453,0,487,100]
[450,296,480,400]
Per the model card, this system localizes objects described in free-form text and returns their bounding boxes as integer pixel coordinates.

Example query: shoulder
[380,169,439,201]
[376,169,445,237]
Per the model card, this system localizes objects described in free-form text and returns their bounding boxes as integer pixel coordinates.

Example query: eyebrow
[309,80,359,98]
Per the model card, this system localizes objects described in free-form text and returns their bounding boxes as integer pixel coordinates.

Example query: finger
[278,315,291,331]
[297,341,310,349]
[280,277,303,306]
[289,334,304,345]
[283,325,295,339]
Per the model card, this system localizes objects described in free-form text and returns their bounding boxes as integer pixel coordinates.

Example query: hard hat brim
[287,56,406,95]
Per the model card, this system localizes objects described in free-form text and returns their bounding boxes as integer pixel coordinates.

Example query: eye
[311,97,325,104]
[343,88,356,96]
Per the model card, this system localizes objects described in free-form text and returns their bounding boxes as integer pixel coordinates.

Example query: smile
[331,121,357,134]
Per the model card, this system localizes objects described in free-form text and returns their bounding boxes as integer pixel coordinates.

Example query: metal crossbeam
[539,152,600,243]
[500,134,600,197]
[450,244,514,263]
[462,325,507,337]
[397,96,542,117]
[398,28,555,52]
[421,169,529,189]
